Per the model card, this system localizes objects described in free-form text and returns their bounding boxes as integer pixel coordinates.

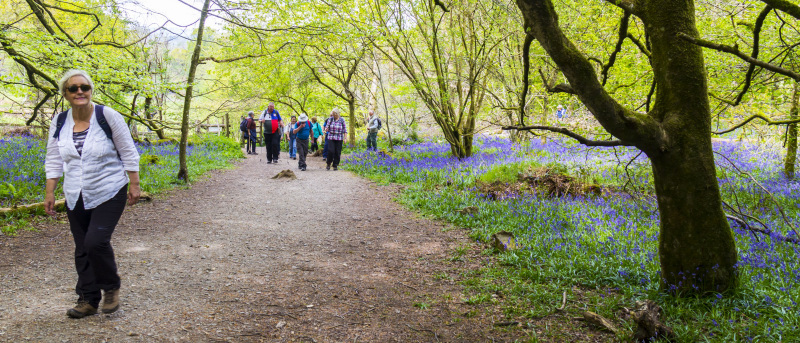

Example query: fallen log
[1,192,152,216]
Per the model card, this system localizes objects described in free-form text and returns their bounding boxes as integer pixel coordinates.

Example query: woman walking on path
[285,115,298,160]
[310,117,323,152]
[325,108,347,171]
[44,69,141,319]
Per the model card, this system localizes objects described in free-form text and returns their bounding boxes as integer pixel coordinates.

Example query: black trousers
[264,132,281,162]
[66,185,127,307]
[326,140,344,168]
[297,138,309,168]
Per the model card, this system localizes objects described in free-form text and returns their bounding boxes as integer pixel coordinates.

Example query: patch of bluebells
[344,136,800,340]
[0,136,238,206]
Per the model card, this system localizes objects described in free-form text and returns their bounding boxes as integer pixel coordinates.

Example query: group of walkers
[242,104,377,171]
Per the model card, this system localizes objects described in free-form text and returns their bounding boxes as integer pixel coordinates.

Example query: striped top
[73,127,89,156]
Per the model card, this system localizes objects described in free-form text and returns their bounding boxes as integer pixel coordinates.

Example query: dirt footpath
[0,152,534,342]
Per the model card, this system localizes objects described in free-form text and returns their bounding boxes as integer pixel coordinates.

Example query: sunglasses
[66,85,92,93]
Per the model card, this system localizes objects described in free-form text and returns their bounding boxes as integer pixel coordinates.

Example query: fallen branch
[726,214,799,245]
[556,291,567,311]
[581,311,618,334]
[0,192,152,216]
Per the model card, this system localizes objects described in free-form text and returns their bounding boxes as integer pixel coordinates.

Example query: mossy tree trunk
[347,94,356,147]
[516,0,738,293]
[785,82,798,179]
[177,0,212,182]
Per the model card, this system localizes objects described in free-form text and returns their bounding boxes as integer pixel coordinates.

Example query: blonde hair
[58,69,94,96]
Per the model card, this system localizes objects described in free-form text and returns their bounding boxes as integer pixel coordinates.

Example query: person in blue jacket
[292,114,313,171]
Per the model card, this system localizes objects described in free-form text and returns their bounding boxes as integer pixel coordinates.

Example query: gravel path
[0,151,533,342]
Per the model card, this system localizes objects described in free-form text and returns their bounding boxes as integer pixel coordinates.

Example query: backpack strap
[94,105,113,140]
[53,111,69,139]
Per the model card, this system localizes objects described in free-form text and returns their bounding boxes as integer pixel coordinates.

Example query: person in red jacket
[258,102,282,163]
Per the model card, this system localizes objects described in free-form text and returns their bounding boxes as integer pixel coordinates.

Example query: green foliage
[478,161,541,184]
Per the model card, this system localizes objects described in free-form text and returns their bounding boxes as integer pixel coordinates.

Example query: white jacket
[45,104,140,210]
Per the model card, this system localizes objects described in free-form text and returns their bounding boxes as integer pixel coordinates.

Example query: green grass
[1,134,243,235]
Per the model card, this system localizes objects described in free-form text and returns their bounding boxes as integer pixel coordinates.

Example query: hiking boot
[101,289,120,314]
[333,167,338,171]
[67,301,97,319]
[326,165,331,170]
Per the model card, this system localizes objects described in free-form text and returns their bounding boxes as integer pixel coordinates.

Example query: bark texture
[516,0,738,293]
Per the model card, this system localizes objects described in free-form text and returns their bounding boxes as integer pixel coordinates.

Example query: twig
[405,324,440,342]
[557,291,567,311]
[398,282,418,291]
[714,152,798,233]
[494,321,520,327]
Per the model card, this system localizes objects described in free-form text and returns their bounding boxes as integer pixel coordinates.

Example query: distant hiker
[239,115,248,146]
[366,110,380,152]
[285,115,298,160]
[325,108,347,171]
[310,116,323,152]
[322,111,335,161]
[293,113,312,171]
[45,69,141,319]
[556,105,566,120]
[259,102,282,163]
[245,111,257,155]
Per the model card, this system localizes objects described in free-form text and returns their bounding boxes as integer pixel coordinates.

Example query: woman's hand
[44,178,59,217]
[127,172,141,206]
[44,193,57,217]
[128,183,141,205]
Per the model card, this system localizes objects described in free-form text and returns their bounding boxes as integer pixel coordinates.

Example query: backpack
[376,117,382,131]
[240,118,248,132]
[53,105,112,140]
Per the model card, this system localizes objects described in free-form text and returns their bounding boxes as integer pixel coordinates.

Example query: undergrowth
[343,136,800,342]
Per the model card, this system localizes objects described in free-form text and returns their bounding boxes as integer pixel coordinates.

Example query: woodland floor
[0,149,612,342]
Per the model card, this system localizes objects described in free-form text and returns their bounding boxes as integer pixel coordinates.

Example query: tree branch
[760,0,800,20]
[678,33,800,82]
[537,68,576,94]
[626,33,651,57]
[731,6,773,106]
[502,125,633,147]
[713,113,800,134]
[200,54,265,63]
[518,33,535,125]
[601,11,631,86]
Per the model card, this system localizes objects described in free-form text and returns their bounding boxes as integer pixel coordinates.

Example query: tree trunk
[177,0,211,182]
[225,113,230,138]
[785,82,798,179]
[143,97,166,140]
[516,0,738,293]
[348,96,356,147]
